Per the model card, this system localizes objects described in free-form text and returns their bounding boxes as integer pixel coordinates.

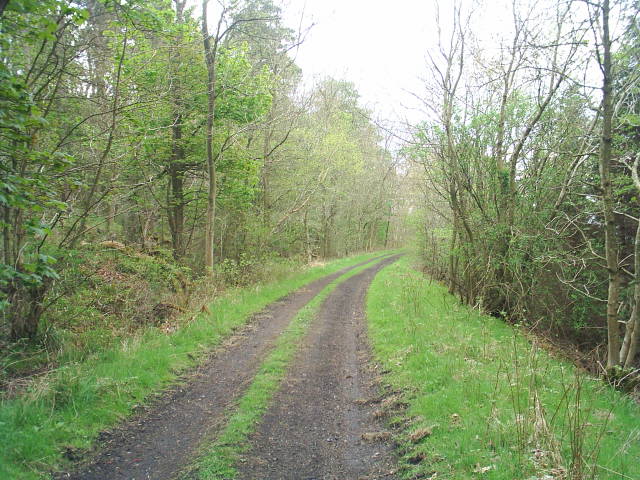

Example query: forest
[406,0,640,376]
[0,0,403,343]
[1,0,640,479]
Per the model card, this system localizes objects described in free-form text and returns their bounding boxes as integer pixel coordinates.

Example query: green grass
[0,251,391,480]
[367,256,640,480]
[185,255,391,479]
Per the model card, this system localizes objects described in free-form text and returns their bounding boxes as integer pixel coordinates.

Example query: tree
[594,0,621,369]
[201,0,273,270]
[1,0,87,339]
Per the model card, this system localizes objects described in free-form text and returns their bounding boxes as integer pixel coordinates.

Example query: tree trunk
[304,208,312,262]
[623,309,640,368]
[168,0,187,260]
[202,0,218,271]
[261,96,276,227]
[448,214,459,296]
[168,127,185,258]
[8,283,48,340]
[599,0,621,369]
[621,169,640,367]
[0,0,10,18]
[384,202,392,248]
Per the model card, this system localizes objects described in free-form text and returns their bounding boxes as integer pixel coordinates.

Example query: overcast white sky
[281,0,434,124]
[199,0,617,129]
[279,0,514,125]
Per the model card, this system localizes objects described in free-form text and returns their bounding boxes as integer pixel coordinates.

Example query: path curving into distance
[57,255,390,480]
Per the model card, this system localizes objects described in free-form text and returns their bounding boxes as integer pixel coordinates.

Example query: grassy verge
[0,251,391,480]
[184,255,391,479]
[1,250,324,406]
[367,256,640,480]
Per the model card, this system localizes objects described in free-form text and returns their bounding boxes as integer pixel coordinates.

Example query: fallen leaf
[409,427,433,443]
[473,464,495,474]
[361,431,392,442]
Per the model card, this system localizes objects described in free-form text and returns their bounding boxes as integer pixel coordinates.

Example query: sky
[199,0,613,131]
[279,0,514,126]
[281,0,434,124]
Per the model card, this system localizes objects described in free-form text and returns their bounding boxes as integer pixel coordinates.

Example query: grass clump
[367,256,640,480]
[0,251,387,479]
[186,255,391,479]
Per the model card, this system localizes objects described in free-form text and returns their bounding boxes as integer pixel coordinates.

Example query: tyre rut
[58,256,387,480]
[237,255,401,480]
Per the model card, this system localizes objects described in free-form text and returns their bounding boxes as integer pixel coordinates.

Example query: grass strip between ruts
[0,251,394,480]
[185,254,392,479]
[366,256,640,480]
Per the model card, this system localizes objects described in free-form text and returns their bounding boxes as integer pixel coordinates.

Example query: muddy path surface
[57,256,386,480]
[237,255,400,480]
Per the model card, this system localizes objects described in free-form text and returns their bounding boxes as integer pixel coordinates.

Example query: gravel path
[57,257,384,480]
[236,255,400,480]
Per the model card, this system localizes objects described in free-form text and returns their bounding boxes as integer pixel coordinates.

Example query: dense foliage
[406,0,640,375]
[0,0,402,343]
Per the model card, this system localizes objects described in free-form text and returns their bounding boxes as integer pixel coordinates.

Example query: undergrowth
[0,250,386,479]
[367,256,640,480]
[1,245,303,396]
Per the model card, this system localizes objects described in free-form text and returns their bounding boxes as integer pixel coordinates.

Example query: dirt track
[237,255,399,480]
[57,256,386,480]
[58,254,398,480]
